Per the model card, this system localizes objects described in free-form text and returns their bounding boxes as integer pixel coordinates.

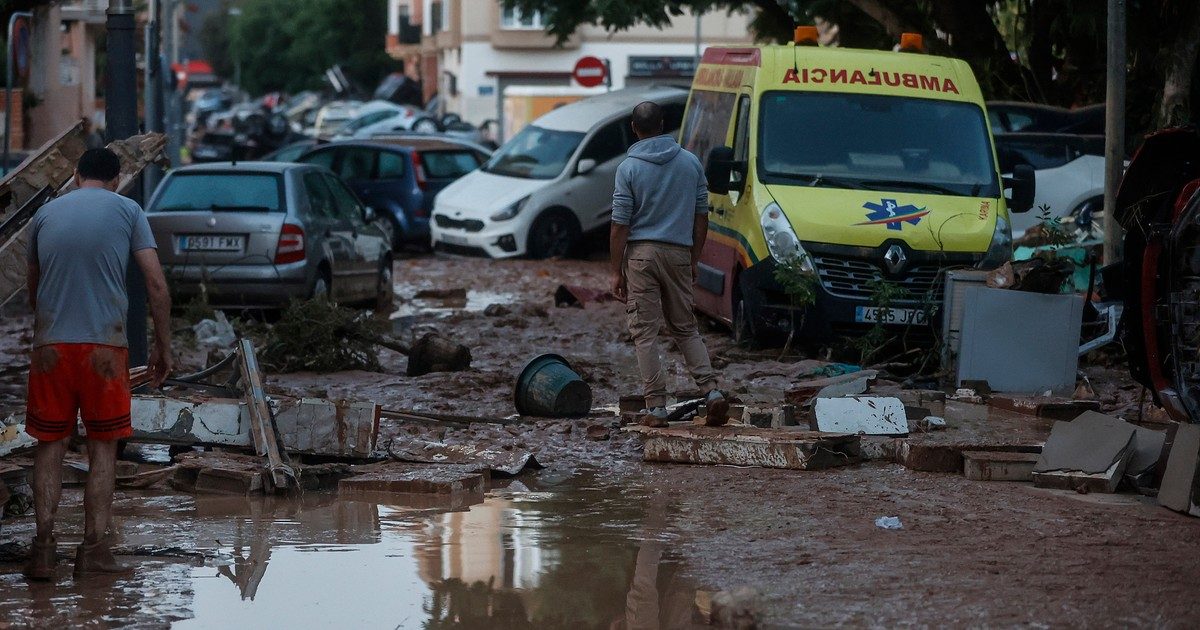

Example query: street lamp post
[107,0,149,366]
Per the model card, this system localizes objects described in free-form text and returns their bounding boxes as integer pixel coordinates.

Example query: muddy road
[1,255,1199,627]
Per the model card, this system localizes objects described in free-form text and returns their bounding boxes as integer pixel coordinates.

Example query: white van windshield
[483,125,585,179]
[759,92,1000,198]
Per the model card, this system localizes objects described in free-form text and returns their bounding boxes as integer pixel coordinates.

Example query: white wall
[455,40,716,126]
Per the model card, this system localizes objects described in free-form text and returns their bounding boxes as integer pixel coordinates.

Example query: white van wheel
[527,210,580,259]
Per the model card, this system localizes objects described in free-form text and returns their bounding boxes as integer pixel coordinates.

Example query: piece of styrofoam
[957,286,1084,394]
[813,397,908,436]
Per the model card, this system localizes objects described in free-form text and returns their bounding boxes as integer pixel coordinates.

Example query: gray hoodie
[611,134,708,247]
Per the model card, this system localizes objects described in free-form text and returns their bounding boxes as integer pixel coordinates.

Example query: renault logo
[883,245,907,274]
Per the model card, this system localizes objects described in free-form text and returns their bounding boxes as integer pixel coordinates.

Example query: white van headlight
[761,202,815,272]
[490,196,530,222]
[978,213,1013,269]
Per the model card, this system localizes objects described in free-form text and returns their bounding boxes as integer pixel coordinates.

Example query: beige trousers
[624,241,717,409]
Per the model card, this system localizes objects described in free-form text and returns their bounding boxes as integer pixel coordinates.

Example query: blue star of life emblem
[859,199,929,231]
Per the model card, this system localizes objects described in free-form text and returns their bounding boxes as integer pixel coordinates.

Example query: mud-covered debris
[554,285,616,308]
[706,586,762,629]
[586,424,611,441]
[414,287,467,300]
[483,303,511,317]
[261,299,388,373]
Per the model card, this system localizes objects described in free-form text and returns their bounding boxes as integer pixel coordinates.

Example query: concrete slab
[339,462,488,495]
[1035,414,1137,474]
[963,450,1040,481]
[812,397,908,436]
[784,370,878,406]
[624,425,861,470]
[1159,423,1200,516]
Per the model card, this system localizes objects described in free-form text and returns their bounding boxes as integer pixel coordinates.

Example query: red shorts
[25,343,132,442]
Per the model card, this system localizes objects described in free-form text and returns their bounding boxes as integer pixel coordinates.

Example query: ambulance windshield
[758,91,1000,198]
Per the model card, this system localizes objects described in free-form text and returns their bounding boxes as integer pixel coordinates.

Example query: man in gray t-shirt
[22,148,173,581]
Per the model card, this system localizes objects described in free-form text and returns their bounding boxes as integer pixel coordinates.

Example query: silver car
[147,162,392,309]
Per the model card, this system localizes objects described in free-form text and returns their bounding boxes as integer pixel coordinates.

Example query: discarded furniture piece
[514,354,592,417]
[940,269,990,374]
[274,398,379,459]
[0,126,168,306]
[1033,412,1138,493]
[957,286,1084,394]
[383,332,472,377]
[129,395,381,458]
[811,397,908,436]
[962,451,1040,481]
[1159,423,1200,516]
[625,425,861,470]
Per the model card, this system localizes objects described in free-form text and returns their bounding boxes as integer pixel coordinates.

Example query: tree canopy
[203,0,398,96]
[501,0,1200,134]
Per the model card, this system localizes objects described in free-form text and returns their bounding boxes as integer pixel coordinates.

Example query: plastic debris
[875,516,903,530]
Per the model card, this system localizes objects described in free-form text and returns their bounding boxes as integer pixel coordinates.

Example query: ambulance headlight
[977,213,1013,270]
[761,202,814,272]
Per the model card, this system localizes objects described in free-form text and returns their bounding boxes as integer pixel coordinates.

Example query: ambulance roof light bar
[899,32,925,53]
[793,26,819,46]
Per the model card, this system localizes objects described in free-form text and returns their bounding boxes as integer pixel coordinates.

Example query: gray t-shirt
[27,187,157,348]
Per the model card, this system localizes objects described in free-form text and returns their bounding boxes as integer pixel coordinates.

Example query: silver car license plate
[855,306,928,325]
[180,234,245,252]
[441,234,469,246]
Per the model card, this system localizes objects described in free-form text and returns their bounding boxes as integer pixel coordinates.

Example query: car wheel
[375,259,394,313]
[1071,197,1105,241]
[412,117,440,134]
[310,268,332,301]
[526,210,581,259]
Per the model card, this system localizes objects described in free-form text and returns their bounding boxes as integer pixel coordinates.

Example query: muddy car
[1109,127,1200,422]
[146,162,393,309]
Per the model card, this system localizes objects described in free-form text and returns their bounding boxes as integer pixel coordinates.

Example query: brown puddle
[0,471,701,628]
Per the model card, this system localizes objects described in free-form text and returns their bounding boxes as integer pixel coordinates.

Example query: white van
[430,86,687,258]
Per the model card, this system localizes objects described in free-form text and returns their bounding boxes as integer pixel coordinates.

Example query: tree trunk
[1156,5,1200,128]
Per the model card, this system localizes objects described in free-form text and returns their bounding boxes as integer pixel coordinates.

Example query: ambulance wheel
[732,282,760,350]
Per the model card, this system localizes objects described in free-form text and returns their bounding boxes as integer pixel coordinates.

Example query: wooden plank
[624,425,861,470]
[236,339,294,490]
[0,131,167,307]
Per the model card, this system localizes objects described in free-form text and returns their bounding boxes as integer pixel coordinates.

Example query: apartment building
[386,0,753,135]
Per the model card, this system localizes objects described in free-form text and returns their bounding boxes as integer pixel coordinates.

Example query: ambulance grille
[812,255,945,304]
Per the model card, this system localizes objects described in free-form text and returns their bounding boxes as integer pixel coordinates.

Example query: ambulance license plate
[855,306,927,325]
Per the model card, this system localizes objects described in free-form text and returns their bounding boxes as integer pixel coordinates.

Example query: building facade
[386,0,753,137]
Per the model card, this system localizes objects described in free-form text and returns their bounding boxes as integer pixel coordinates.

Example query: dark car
[296,139,490,249]
[987,101,1105,135]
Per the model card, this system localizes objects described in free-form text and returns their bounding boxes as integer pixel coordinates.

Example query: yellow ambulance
[684,30,1035,345]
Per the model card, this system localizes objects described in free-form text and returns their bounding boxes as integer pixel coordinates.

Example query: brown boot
[23,536,57,581]
[73,540,133,578]
[639,408,669,428]
[703,391,731,427]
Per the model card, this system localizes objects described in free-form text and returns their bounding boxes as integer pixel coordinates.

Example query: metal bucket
[514,354,592,417]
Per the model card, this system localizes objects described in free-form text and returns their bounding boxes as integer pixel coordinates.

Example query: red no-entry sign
[573,56,608,88]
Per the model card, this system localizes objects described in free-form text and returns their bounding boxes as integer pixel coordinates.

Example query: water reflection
[0,474,702,628]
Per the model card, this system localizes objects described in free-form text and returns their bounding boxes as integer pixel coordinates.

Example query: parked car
[296,138,490,249]
[313,100,363,138]
[995,132,1106,238]
[146,162,393,309]
[430,85,688,258]
[987,101,1105,135]
[263,139,319,162]
[331,100,441,141]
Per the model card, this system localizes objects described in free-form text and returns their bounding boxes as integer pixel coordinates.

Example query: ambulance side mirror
[706,146,742,196]
[1004,164,1036,213]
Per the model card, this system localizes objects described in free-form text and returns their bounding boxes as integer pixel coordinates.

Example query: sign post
[572,56,609,89]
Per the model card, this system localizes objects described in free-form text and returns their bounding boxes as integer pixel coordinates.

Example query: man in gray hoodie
[610,101,729,427]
